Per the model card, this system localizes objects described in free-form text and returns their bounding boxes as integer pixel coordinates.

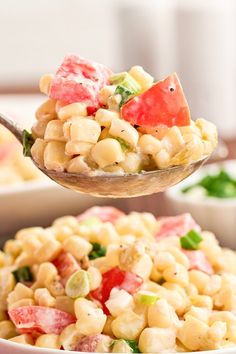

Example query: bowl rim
[0,338,236,354]
[165,159,236,207]
[0,178,58,196]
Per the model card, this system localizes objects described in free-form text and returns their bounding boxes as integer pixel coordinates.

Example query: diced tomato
[77,206,125,224]
[49,54,112,108]
[121,73,191,127]
[138,125,169,139]
[156,213,201,239]
[8,306,76,335]
[52,251,80,285]
[90,267,143,314]
[74,334,111,352]
[183,250,214,275]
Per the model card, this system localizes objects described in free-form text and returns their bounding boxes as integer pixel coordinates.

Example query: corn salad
[0,206,236,352]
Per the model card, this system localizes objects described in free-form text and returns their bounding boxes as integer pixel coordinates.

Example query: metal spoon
[0,112,209,198]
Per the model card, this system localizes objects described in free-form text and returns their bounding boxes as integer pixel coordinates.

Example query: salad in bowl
[0,206,236,353]
[28,54,217,175]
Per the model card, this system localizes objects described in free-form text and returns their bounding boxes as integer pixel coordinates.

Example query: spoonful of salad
[0,54,217,197]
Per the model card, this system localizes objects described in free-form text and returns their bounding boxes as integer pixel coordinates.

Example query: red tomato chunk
[183,250,214,275]
[49,54,112,108]
[121,73,191,127]
[8,306,76,335]
[90,267,143,314]
[156,213,201,238]
[52,251,80,285]
[77,206,125,224]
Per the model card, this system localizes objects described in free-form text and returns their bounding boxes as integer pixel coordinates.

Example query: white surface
[165,160,236,248]
[0,338,236,354]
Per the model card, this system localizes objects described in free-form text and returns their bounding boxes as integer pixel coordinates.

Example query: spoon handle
[0,112,23,144]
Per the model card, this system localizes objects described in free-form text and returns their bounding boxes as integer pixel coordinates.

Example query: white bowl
[165,160,236,248]
[0,338,236,354]
[0,179,107,243]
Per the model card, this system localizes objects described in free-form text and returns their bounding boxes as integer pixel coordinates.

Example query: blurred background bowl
[165,160,236,248]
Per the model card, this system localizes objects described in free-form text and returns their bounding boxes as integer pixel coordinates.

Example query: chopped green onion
[80,216,102,228]
[65,270,90,298]
[115,85,135,107]
[12,266,33,283]
[115,137,130,152]
[110,72,141,92]
[180,229,203,250]
[89,243,106,260]
[182,170,236,199]
[22,130,34,157]
[111,339,140,353]
[110,72,141,107]
[137,291,159,305]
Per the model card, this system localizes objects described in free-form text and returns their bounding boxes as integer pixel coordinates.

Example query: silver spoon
[0,112,209,198]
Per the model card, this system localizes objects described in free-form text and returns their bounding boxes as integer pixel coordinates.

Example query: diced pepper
[8,306,76,335]
[53,251,80,285]
[156,213,201,239]
[183,250,214,275]
[49,54,112,108]
[121,73,191,127]
[90,267,143,314]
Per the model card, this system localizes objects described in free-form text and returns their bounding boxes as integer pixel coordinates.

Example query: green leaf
[12,266,33,283]
[22,130,34,157]
[180,229,203,250]
[89,243,106,260]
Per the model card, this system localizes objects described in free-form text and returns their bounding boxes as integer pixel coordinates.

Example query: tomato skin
[52,251,80,285]
[121,73,191,127]
[183,250,214,275]
[49,54,112,107]
[8,306,76,335]
[90,267,143,314]
[156,213,200,238]
[77,206,125,224]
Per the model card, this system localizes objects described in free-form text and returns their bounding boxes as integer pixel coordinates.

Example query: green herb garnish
[180,229,203,250]
[115,85,135,107]
[12,266,33,283]
[89,243,106,260]
[182,170,236,198]
[22,130,34,157]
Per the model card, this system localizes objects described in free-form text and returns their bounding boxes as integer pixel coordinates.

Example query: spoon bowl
[37,158,208,197]
[0,112,209,198]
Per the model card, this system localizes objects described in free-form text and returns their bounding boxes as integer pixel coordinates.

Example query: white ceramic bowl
[165,160,236,248]
[0,179,107,243]
[0,339,236,354]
